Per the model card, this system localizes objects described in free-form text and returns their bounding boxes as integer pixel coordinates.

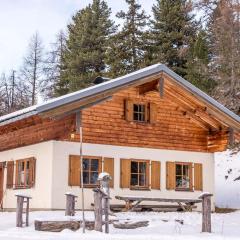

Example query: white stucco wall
[0,141,54,209]
[51,141,215,211]
[0,140,215,210]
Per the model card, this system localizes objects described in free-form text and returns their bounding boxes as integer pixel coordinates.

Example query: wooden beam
[40,74,162,119]
[159,77,164,98]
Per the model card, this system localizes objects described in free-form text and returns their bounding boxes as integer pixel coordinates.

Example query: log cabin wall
[0,85,229,153]
[81,87,211,152]
[0,115,76,152]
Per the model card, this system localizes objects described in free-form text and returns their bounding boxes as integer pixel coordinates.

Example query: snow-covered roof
[0,63,240,129]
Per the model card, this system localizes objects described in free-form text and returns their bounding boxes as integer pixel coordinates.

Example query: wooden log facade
[0,78,232,153]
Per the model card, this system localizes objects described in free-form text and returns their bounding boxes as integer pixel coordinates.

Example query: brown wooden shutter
[166,161,175,190]
[29,157,36,187]
[194,163,203,191]
[125,99,133,121]
[151,161,161,189]
[149,102,157,124]
[103,157,114,188]
[120,159,130,188]
[69,155,80,186]
[146,160,150,188]
[6,161,14,189]
[15,161,19,187]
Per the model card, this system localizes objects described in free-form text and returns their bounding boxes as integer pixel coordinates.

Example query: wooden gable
[0,71,238,153]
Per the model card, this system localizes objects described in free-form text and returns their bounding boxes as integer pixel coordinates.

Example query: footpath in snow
[0,210,240,240]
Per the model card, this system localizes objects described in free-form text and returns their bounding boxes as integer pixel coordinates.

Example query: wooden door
[0,163,4,208]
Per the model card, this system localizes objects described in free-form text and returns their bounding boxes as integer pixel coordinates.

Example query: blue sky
[0,0,154,73]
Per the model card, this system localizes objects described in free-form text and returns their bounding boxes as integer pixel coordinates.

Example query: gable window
[133,104,146,122]
[130,160,148,188]
[125,100,157,124]
[175,163,191,190]
[15,157,36,189]
[82,157,101,186]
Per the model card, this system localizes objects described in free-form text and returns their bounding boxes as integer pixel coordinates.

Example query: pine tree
[107,0,149,77]
[44,30,67,99]
[57,0,116,95]
[208,0,240,114]
[150,0,197,78]
[19,32,44,105]
[186,30,215,93]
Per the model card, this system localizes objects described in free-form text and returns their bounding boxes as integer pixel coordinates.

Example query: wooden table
[115,196,202,212]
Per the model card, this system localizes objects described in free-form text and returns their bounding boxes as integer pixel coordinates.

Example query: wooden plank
[115,195,202,203]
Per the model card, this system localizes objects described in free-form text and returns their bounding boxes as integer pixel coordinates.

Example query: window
[82,157,101,186]
[15,158,36,189]
[175,163,191,190]
[133,104,146,122]
[125,100,157,124]
[130,160,148,188]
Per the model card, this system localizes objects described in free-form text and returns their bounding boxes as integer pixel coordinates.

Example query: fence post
[98,172,111,234]
[93,189,103,232]
[65,193,78,216]
[199,193,213,233]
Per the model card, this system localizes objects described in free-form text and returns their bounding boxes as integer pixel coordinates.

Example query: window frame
[15,158,35,189]
[133,103,148,123]
[82,156,102,188]
[130,159,149,190]
[175,162,192,191]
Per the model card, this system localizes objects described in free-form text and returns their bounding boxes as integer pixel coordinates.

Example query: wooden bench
[115,196,202,212]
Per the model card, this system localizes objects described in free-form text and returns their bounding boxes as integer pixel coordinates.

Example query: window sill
[130,187,150,191]
[175,188,193,192]
[14,186,32,190]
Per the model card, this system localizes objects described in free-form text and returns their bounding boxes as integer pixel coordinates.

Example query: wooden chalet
[0,64,239,210]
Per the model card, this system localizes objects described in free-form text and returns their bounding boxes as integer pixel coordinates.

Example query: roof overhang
[0,64,239,130]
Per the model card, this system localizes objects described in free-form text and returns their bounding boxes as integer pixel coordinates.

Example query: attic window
[133,104,146,122]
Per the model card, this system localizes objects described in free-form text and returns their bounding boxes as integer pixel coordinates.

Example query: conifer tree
[208,0,240,114]
[186,30,215,93]
[107,0,149,77]
[44,30,66,99]
[57,0,116,95]
[150,0,197,78]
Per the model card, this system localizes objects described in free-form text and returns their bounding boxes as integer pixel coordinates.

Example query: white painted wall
[0,141,54,209]
[0,140,215,210]
[51,141,215,211]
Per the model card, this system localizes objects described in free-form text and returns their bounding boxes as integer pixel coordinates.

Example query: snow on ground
[215,150,240,208]
[0,210,240,240]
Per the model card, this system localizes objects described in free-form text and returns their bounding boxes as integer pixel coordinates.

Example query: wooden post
[26,198,30,227]
[93,189,103,232]
[16,196,24,227]
[98,172,111,234]
[65,193,78,216]
[15,194,32,227]
[199,193,213,233]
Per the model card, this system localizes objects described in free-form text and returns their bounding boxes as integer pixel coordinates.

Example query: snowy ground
[215,150,240,208]
[0,210,240,240]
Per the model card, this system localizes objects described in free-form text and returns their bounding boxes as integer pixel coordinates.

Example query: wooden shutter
[29,157,36,187]
[69,155,80,186]
[120,159,130,188]
[149,103,157,124]
[151,161,161,189]
[125,99,133,121]
[166,161,175,190]
[103,158,114,188]
[194,163,203,191]
[6,161,14,189]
